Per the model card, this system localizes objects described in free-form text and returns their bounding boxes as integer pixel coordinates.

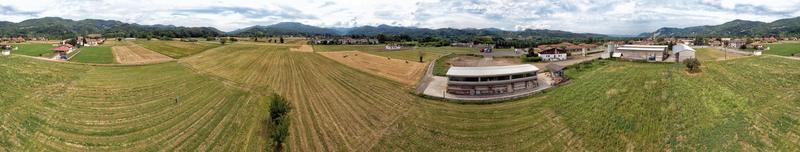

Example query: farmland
[0,56,270,151]
[132,40,221,58]
[313,45,476,62]
[1,42,800,151]
[694,48,744,61]
[10,43,54,57]
[112,42,173,64]
[70,46,115,64]
[765,43,800,56]
[318,51,426,85]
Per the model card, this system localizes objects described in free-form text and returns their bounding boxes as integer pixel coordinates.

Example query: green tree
[279,36,284,43]
[220,38,227,45]
[684,58,702,73]
[268,93,292,152]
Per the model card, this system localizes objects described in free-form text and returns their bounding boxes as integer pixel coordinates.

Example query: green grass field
[765,43,800,56]
[10,43,55,57]
[132,40,221,58]
[70,46,115,64]
[2,42,800,151]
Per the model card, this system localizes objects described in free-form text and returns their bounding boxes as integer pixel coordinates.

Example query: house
[52,44,74,60]
[385,44,402,50]
[614,45,669,61]
[1,45,12,56]
[728,39,746,49]
[451,42,474,47]
[539,48,568,61]
[671,44,696,62]
[446,64,539,96]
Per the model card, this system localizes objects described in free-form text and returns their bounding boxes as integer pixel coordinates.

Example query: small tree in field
[219,38,227,45]
[684,58,702,73]
[268,93,292,152]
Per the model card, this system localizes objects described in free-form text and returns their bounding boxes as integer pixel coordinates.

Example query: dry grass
[318,51,426,85]
[289,45,314,52]
[112,42,174,64]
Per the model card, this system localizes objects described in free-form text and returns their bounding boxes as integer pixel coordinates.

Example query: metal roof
[621,45,668,48]
[447,64,539,77]
[671,44,696,54]
[617,47,665,52]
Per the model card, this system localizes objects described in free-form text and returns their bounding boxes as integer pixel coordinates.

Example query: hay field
[10,43,54,57]
[318,51,426,85]
[3,42,800,151]
[0,56,270,151]
[314,45,475,62]
[288,45,314,52]
[132,40,221,58]
[112,43,174,64]
[182,44,420,151]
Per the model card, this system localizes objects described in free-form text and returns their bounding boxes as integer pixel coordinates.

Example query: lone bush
[268,93,292,152]
[684,58,702,73]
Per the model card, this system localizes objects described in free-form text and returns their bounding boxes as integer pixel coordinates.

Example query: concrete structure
[615,45,668,61]
[539,48,568,61]
[446,64,539,96]
[671,44,696,62]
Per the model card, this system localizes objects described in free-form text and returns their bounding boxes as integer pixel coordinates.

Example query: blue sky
[1,0,800,35]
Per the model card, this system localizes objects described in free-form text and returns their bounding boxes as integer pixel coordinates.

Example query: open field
[182,44,419,151]
[765,43,800,56]
[313,45,476,62]
[132,40,221,58]
[289,45,314,52]
[10,43,55,57]
[2,42,800,151]
[376,56,800,151]
[112,43,174,64]
[70,46,115,64]
[0,56,271,151]
[318,51,426,85]
[695,48,745,61]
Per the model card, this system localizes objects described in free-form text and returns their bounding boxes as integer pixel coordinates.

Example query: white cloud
[1,0,800,35]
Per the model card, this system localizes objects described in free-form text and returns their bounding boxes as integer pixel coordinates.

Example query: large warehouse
[446,64,540,96]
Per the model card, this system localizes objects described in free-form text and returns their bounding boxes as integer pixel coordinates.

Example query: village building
[539,48,568,61]
[446,64,539,96]
[451,42,474,47]
[384,44,402,50]
[671,44,696,62]
[614,45,669,61]
[727,39,746,49]
[1,45,12,56]
[52,44,74,60]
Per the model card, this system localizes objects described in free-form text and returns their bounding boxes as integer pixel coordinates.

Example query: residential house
[52,44,74,60]
[539,48,568,61]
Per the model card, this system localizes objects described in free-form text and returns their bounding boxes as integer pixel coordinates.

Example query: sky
[2,0,800,35]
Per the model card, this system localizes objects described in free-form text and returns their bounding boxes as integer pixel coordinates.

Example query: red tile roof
[52,45,71,51]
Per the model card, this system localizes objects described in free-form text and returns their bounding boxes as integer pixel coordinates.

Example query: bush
[521,56,542,62]
[684,58,702,73]
[268,93,292,152]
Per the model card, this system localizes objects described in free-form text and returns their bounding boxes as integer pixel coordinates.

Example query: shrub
[268,93,292,152]
[684,58,702,73]
[521,56,542,62]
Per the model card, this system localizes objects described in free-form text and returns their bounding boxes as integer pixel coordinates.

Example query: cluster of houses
[77,34,106,46]
[311,38,379,45]
[535,42,599,61]
[0,37,49,43]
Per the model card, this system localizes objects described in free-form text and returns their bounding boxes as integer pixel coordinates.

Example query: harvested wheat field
[289,45,314,52]
[112,44,174,64]
[318,51,426,85]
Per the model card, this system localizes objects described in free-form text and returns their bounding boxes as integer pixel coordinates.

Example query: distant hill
[227,22,608,41]
[0,17,223,39]
[641,16,800,37]
[227,22,339,36]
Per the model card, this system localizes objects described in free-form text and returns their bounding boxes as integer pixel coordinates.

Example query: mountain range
[0,17,222,39]
[641,16,800,37]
